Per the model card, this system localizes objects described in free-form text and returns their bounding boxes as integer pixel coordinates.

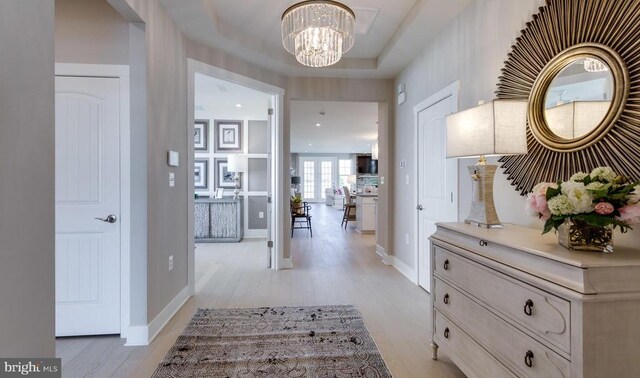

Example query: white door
[55,76,121,336]
[416,95,458,292]
[299,157,336,202]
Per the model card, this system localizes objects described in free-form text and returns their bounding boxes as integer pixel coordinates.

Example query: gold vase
[557,218,614,253]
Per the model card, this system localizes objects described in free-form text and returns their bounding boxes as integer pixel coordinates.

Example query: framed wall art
[194,159,208,189]
[214,120,243,152]
[194,119,209,151]
[214,158,239,189]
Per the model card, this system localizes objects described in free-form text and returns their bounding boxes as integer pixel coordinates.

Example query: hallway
[56,203,464,377]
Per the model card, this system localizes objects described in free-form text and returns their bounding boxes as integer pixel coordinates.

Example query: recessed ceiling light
[308,143,312,146]
[235,103,243,108]
[315,123,321,127]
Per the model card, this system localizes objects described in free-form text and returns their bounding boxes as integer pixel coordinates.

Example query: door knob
[95,214,117,224]
[416,204,424,211]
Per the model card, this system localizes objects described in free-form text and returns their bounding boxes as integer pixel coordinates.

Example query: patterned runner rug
[152,305,392,377]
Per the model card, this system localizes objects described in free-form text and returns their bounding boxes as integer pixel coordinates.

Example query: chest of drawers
[430,223,640,378]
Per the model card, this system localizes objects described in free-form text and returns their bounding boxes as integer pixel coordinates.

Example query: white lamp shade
[544,101,611,139]
[446,100,528,158]
[227,154,248,173]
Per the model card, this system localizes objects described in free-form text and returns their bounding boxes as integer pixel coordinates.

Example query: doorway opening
[289,100,381,252]
[187,60,285,283]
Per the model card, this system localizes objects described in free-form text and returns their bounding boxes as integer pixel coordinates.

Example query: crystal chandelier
[281,1,356,67]
[583,58,609,72]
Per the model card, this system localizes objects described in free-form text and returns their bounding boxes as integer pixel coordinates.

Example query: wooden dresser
[429,223,640,378]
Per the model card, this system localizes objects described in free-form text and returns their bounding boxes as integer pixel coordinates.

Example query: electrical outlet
[169,172,175,187]
[258,211,264,219]
[405,174,410,185]
[168,255,174,271]
[405,233,410,245]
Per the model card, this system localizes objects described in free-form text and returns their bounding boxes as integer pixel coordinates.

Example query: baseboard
[392,257,416,283]
[124,325,149,346]
[125,285,191,346]
[243,229,268,239]
[375,244,416,284]
[280,257,293,269]
[375,244,393,265]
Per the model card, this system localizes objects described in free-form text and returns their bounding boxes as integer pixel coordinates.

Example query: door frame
[412,80,459,285]
[54,63,131,338]
[187,59,286,277]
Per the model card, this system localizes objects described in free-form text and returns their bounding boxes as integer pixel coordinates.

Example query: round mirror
[543,57,614,140]
[527,44,628,152]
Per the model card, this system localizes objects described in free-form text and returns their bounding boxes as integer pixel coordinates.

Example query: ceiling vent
[352,7,379,35]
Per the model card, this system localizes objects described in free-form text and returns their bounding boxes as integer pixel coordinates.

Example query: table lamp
[227,154,248,199]
[446,100,528,228]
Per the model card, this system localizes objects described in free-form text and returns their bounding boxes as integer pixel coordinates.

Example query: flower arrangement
[526,166,640,235]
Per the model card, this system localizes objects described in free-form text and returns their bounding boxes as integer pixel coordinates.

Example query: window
[338,159,352,188]
[320,161,333,199]
[303,161,315,199]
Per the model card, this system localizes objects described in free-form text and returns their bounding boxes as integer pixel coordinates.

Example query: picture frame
[214,158,239,189]
[194,119,209,151]
[194,159,208,189]
[214,188,224,199]
[214,120,243,152]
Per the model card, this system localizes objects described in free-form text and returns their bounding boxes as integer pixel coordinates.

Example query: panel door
[417,96,458,292]
[55,76,121,336]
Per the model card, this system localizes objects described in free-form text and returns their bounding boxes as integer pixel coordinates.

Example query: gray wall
[392,0,640,268]
[56,0,130,64]
[0,0,55,357]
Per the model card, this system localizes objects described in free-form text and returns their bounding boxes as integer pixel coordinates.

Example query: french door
[299,157,336,202]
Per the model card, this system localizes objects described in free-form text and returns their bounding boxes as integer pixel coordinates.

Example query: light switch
[169,172,175,187]
[380,176,385,185]
[405,174,410,185]
[168,151,179,167]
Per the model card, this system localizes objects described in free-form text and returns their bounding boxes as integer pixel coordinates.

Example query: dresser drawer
[434,310,516,378]
[434,279,571,378]
[434,246,571,354]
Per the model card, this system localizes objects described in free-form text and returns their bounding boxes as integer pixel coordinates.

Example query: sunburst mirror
[497,0,640,195]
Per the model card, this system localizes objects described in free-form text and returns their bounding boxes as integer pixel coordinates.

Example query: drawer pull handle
[443,293,449,304]
[479,239,488,246]
[524,350,534,367]
[444,327,449,339]
[443,259,449,270]
[524,299,534,316]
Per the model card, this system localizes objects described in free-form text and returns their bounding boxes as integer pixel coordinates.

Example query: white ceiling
[291,101,378,153]
[161,0,472,79]
[194,73,270,120]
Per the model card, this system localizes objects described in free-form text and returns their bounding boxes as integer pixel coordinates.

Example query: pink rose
[595,202,615,215]
[616,204,640,225]
[527,193,551,220]
[533,182,558,196]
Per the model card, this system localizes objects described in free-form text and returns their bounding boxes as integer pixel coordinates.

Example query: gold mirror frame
[529,44,628,152]
[497,0,640,195]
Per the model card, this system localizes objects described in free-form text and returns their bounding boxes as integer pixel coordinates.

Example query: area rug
[152,305,392,377]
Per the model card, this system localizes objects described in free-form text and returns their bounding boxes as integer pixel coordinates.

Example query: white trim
[188,59,286,273]
[54,63,132,340]
[281,257,293,269]
[375,245,416,282]
[412,80,460,286]
[125,286,191,346]
[376,244,393,265]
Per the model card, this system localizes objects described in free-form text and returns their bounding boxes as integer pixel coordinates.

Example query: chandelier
[583,58,609,72]
[281,1,356,67]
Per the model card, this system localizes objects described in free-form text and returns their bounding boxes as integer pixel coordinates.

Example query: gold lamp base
[465,164,502,228]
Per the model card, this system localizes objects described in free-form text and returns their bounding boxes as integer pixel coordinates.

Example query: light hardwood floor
[56,203,464,378]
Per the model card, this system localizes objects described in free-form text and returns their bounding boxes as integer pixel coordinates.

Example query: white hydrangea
[547,194,575,216]
[590,166,617,182]
[561,181,594,214]
[570,172,588,182]
[585,181,608,192]
[627,185,640,205]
